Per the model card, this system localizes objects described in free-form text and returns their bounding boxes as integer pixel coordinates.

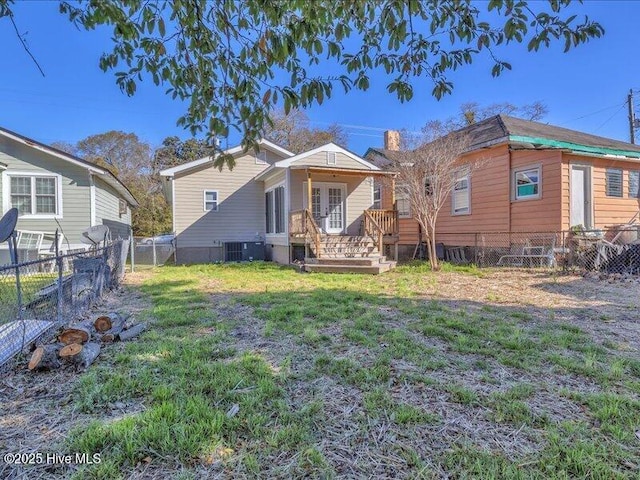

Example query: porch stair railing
[364,209,398,254]
[364,210,385,254]
[289,209,322,258]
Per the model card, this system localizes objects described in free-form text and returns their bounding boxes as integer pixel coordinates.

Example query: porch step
[304,256,396,274]
[315,235,379,257]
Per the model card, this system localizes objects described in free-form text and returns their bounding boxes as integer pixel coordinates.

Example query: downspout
[89,173,97,227]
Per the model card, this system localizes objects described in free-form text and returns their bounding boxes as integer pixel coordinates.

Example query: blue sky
[1,1,639,156]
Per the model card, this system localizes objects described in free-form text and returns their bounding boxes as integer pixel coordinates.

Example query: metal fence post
[152,237,157,267]
[474,233,478,266]
[130,227,135,273]
[55,230,63,323]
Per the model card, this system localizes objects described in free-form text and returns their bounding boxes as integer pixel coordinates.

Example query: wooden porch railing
[289,209,322,258]
[365,209,399,236]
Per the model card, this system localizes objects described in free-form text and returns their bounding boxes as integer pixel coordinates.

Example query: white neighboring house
[161,140,397,268]
[0,127,138,257]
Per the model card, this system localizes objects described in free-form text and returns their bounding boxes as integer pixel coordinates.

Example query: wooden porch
[289,208,399,273]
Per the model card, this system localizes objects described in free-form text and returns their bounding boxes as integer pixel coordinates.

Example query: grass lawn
[44,264,640,477]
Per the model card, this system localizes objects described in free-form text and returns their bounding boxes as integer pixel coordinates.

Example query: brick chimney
[383,130,400,151]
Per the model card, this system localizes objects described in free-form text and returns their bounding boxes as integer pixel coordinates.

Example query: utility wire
[593,103,627,132]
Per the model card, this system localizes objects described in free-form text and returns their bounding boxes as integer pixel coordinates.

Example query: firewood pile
[27,312,147,372]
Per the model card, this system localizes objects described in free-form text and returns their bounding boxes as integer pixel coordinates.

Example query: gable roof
[366,115,640,165]
[0,126,139,206]
[273,142,380,169]
[159,139,294,177]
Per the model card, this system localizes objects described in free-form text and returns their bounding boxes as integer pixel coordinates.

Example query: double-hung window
[265,185,285,234]
[628,170,639,198]
[606,169,623,197]
[8,174,60,217]
[373,184,382,209]
[396,184,411,218]
[204,190,218,211]
[452,171,470,215]
[513,167,540,200]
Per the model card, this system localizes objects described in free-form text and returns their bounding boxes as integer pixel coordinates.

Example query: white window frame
[326,151,337,165]
[255,150,268,165]
[629,170,640,199]
[451,171,471,215]
[203,190,219,212]
[265,182,286,236]
[373,183,382,209]
[605,168,623,198]
[2,171,63,219]
[396,183,411,218]
[512,165,541,201]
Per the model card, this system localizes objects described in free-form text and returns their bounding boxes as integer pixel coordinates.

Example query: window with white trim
[255,150,268,165]
[10,175,59,216]
[513,167,540,200]
[628,170,639,198]
[204,190,218,211]
[327,152,337,165]
[373,184,382,209]
[606,168,623,197]
[265,185,285,234]
[452,172,470,215]
[396,184,411,218]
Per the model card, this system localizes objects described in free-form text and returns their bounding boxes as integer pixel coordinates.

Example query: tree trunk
[428,223,440,270]
[65,342,101,370]
[28,343,63,371]
[118,322,147,341]
[59,343,83,358]
[101,317,127,342]
[58,320,94,345]
[94,313,115,333]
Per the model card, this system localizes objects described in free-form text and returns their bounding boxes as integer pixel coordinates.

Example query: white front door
[304,182,346,234]
[570,165,592,228]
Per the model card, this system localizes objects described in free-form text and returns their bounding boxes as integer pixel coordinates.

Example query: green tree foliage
[4,1,603,168]
[153,136,216,172]
[265,109,348,154]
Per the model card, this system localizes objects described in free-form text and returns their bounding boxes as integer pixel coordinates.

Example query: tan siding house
[367,115,640,258]
[0,127,137,253]
[162,142,396,267]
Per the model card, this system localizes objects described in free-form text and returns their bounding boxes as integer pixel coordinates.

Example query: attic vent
[255,151,268,165]
[119,199,127,215]
[326,152,337,165]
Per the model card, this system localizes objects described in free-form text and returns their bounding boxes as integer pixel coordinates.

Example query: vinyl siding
[291,151,369,169]
[94,176,132,239]
[0,137,91,248]
[563,154,640,229]
[290,170,374,236]
[173,152,288,248]
[510,149,563,232]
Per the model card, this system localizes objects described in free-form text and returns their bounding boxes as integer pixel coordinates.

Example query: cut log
[118,322,147,341]
[101,317,127,343]
[58,320,94,345]
[71,342,101,370]
[94,313,118,333]
[28,343,63,371]
[59,343,83,358]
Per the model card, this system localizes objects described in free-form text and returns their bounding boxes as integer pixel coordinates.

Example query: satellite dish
[0,208,18,243]
[81,225,110,245]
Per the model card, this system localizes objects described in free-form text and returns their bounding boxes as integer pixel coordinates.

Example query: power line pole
[628,89,636,144]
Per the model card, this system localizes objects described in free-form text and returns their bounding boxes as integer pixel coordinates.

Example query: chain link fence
[0,239,129,369]
[433,226,640,275]
[129,236,175,270]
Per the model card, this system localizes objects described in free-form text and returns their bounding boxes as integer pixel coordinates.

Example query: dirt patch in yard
[0,277,152,480]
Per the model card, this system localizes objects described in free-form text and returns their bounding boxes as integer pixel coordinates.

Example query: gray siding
[0,137,91,248]
[94,177,132,239]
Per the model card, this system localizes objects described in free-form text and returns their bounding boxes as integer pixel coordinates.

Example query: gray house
[0,127,138,253]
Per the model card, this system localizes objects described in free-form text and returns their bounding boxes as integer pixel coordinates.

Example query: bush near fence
[0,239,128,369]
